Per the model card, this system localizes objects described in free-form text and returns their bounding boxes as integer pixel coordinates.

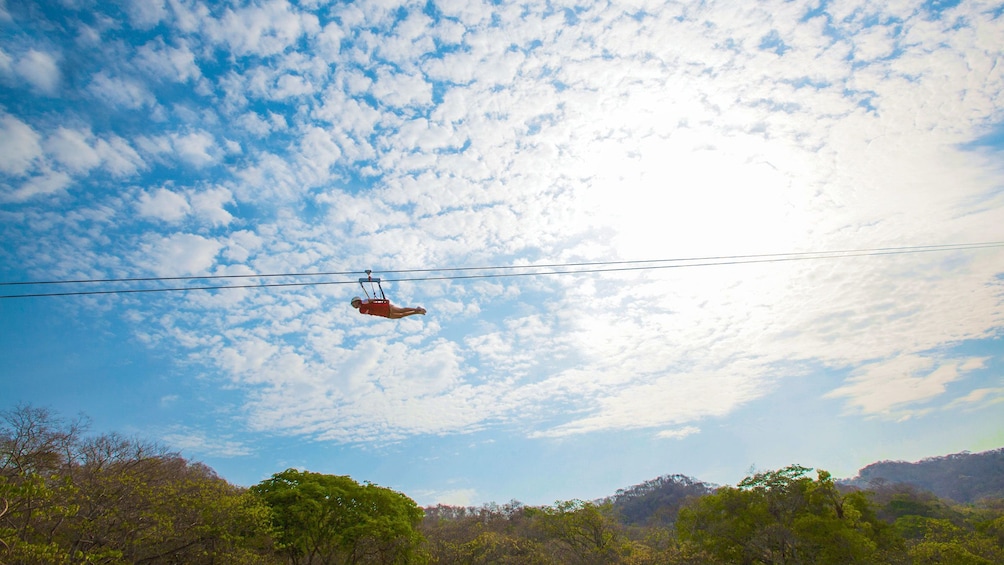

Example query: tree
[529,500,626,564]
[1,404,278,565]
[66,451,276,564]
[251,468,425,565]
[1,404,84,564]
[677,465,901,565]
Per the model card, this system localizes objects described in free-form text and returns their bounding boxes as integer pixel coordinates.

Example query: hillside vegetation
[842,448,1004,503]
[3,404,1003,564]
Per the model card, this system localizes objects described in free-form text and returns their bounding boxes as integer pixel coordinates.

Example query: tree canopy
[251,468,425,565]
[3,404,1004,565]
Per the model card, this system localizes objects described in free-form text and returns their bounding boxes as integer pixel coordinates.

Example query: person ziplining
[351,271,426,319]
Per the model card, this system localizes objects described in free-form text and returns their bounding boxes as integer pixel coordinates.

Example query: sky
[2,0,1003,508]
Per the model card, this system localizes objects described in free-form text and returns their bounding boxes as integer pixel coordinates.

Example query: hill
[598,448,1004,526]
[604,474,717,526]
[841,447,1004,503]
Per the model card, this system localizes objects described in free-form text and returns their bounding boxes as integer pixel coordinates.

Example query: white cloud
[370,68,433,108]
[272,73,313,98]
[532,368,765,438]
[135,39,201,83]
[232,336,495,442]
[395,118,457,152]
[826,356,990,417]
[95,136,146,176]
[137,187,191,222]
[0,47,10,73]
[223,230,263,263]
[945,387,1004,410]
[88,72,155,109]
[171,131,219,167]
[314,22,344,60]
[118,0,1004,451]
[295,126,342,183]
[122,0,168,29]
[4,169,72,202]
[136,233,223,276]
[210,0,320,57]
[45,128,102,173]
[4,0,1004,453]
[232,151,298,201]
[161,428,253,457]
[190,186,234,226]
[237,112,273,136]
[657,426,701,440]
[14,49,60,94]
[0,114,42,175]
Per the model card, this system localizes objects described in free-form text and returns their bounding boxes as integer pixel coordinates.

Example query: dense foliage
[420,467,1004,565]
[0,404,279,564]
[845,449,1004,503]
[0,405,422,565]
[251,468,424,564]
[3,404,1003,564]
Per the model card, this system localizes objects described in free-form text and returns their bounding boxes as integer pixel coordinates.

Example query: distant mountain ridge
[602,448,1004,525]
[840,447,1004,503]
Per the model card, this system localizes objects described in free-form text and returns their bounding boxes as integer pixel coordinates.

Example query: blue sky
[2,0,1003,507]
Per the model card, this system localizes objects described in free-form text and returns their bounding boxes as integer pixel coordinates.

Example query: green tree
[252,468,425,565]
[529,500,626,564]
[66,452,276,564]
[1,404,278,565]
[1,404,84,564]
[420,501,555,564]
[895,514,1004,564]
[677,465,901,565]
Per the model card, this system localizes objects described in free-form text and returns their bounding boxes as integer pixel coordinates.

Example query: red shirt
[358,299,391,317]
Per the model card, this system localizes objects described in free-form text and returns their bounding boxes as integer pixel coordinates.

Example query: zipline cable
[1,241,1002,299]
[0,269,363,286]
[370,241,1004,276]
[4,241,1000,286]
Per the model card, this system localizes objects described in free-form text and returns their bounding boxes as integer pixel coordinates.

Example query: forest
[2,404,1003,564]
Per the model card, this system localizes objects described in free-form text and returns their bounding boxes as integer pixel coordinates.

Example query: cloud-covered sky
[2,0,1003,506]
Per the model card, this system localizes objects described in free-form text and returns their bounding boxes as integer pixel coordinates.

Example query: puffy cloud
[45,128,102,174]
[0,114,42,175]
[88,72,155,109]
[3,0,1003,453]
[95,136,146,177]
[134,39,201,83]
[190,186,234,226]
[295,126,342,183]
[172,131,219,168]
[13,49,60,94]
[136,187,191,222]
[135,131,221,168]
[210,0,321,56]
[121,0,169,29]
[135,185,233,226]
[4,169,72,202]
[135,233,223,276]
[313,22,345,60]
[370,68,433,108]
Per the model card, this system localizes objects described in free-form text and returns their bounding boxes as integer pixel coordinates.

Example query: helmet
[350,296,362,306]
